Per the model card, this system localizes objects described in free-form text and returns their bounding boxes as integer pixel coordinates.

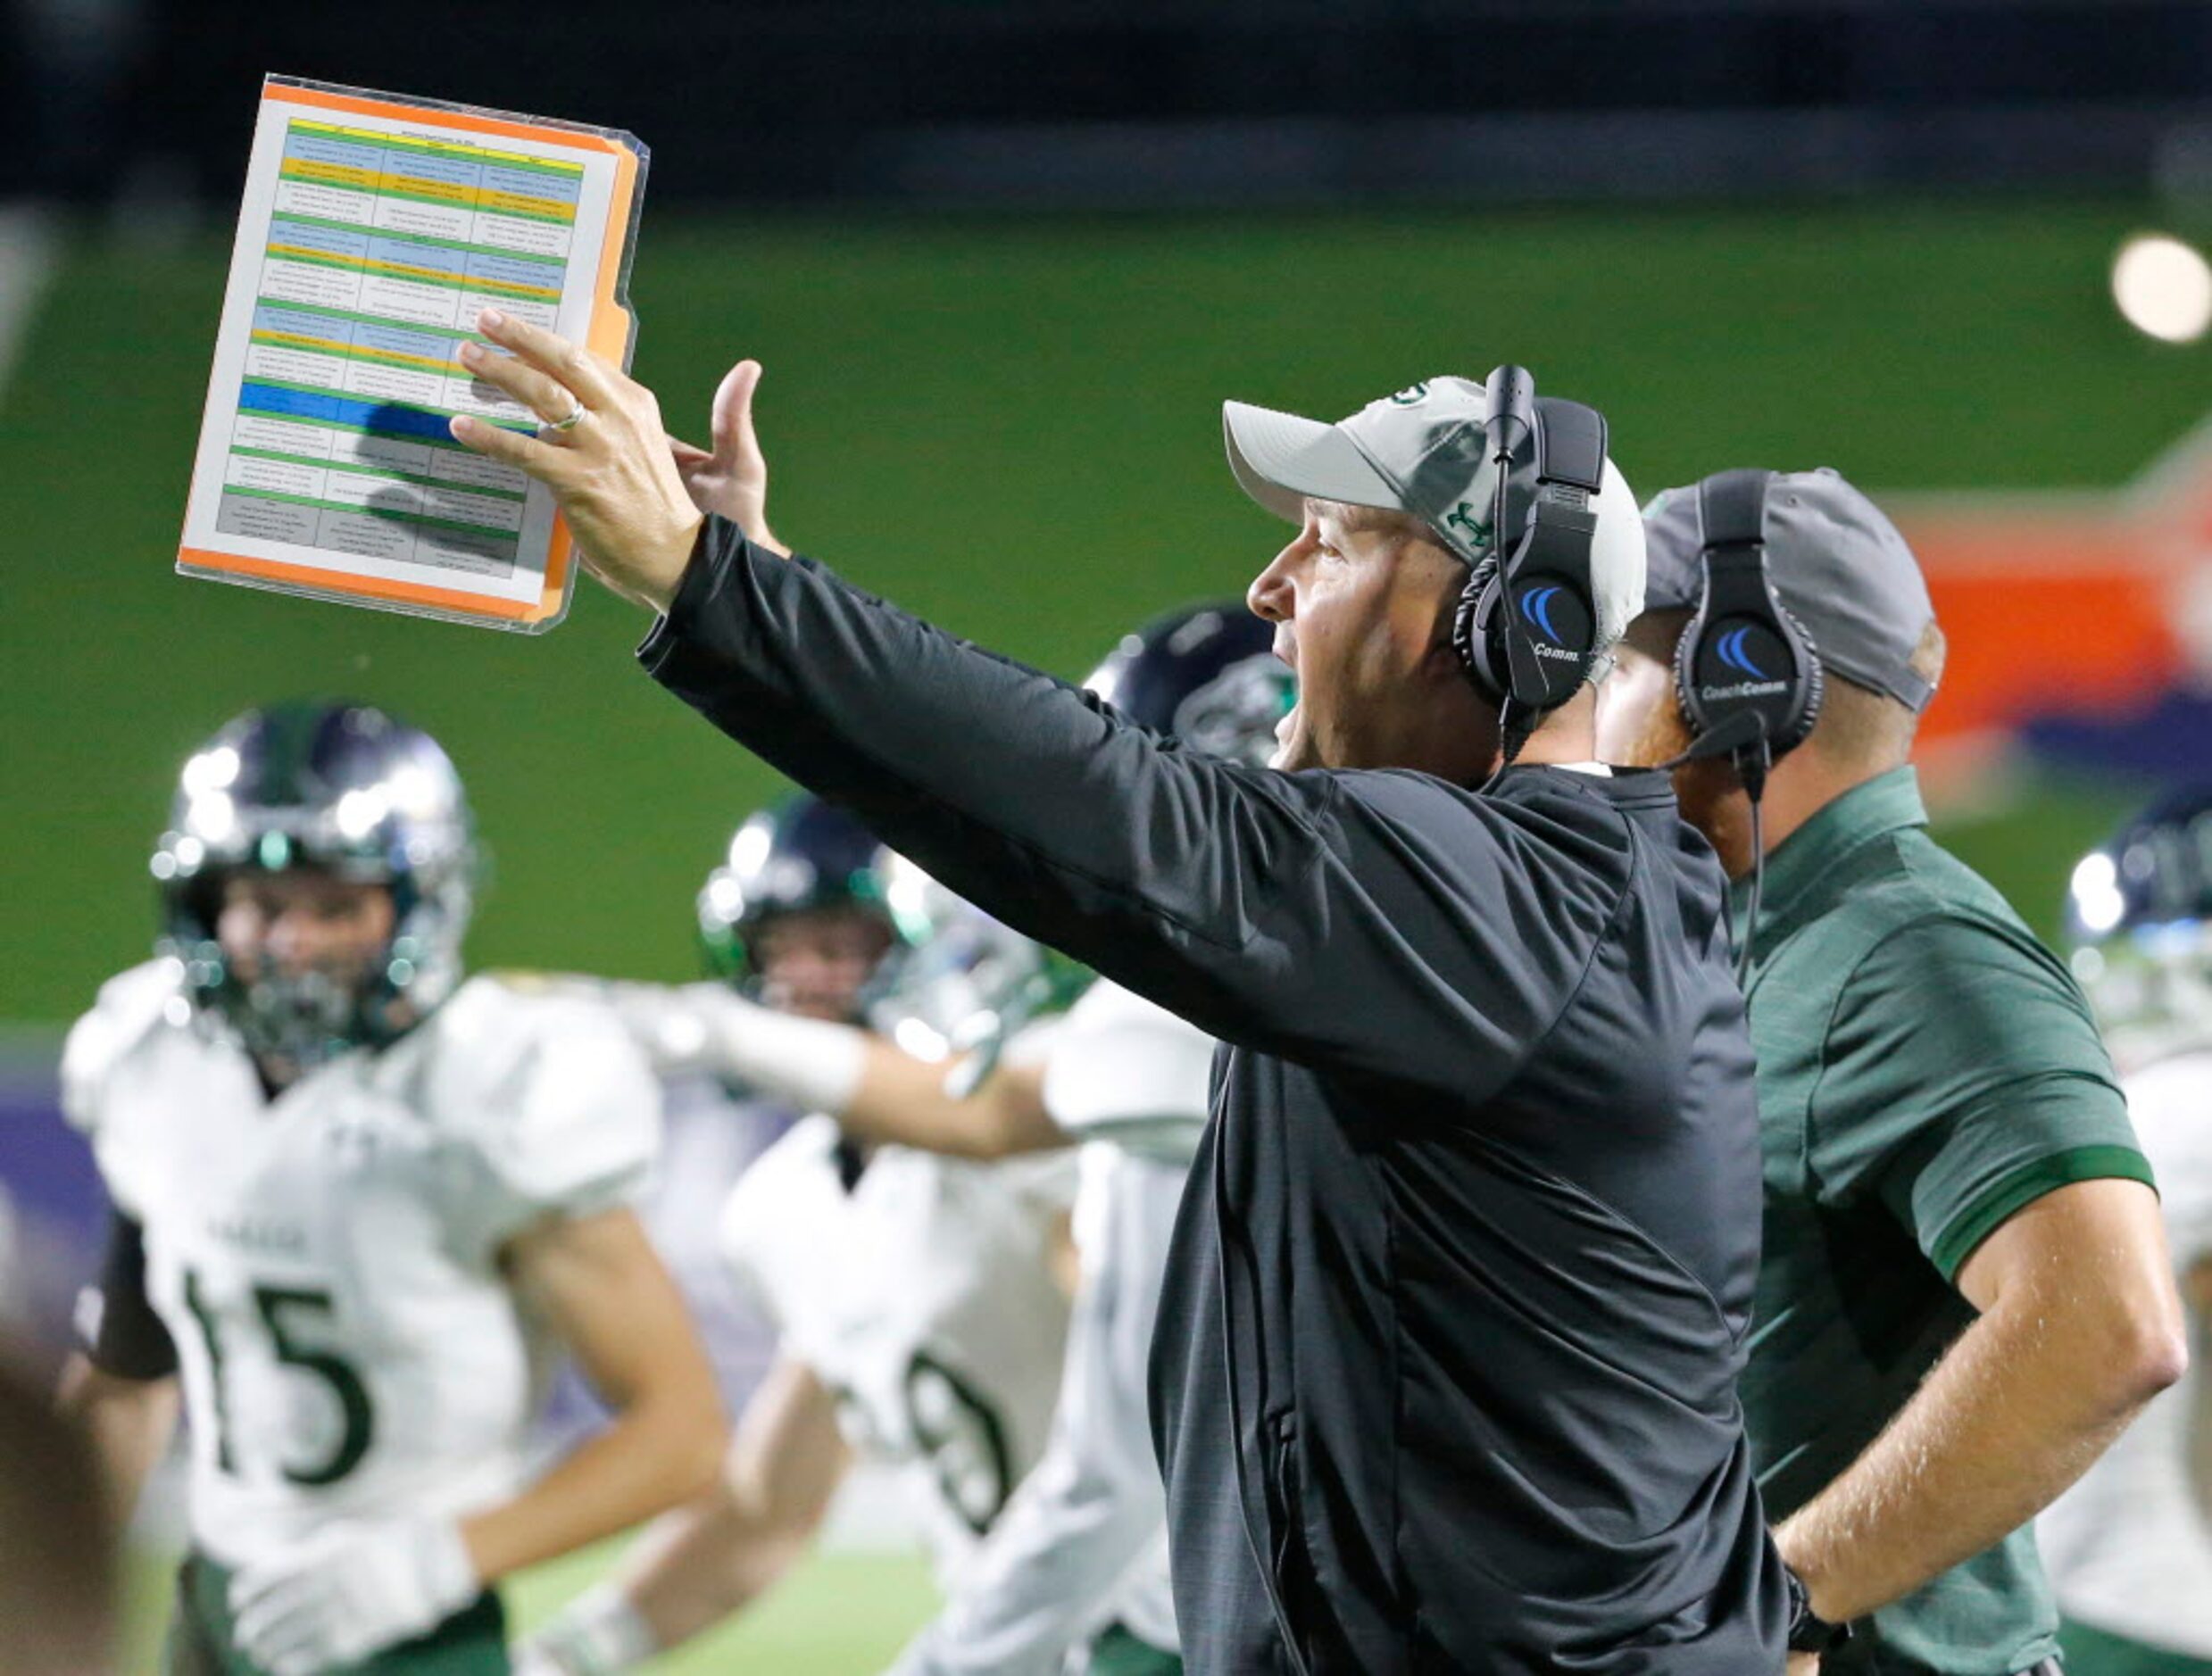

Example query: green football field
[4,200,2200,1019]
[117,1545,939,1673]
[20,199,2200,1674]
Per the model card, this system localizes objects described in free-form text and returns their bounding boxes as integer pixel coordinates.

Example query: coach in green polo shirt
[1598,467,2187,1675]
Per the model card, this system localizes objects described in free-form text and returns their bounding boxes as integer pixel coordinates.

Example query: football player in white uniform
[526,604,1288,1676]
[517,834,1084,1676]
[614,794,913,1414]
[55,702,727,1676]
[2042,786,2212,1676]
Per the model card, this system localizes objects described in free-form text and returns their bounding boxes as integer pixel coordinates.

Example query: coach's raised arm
[455,311,1791,1675]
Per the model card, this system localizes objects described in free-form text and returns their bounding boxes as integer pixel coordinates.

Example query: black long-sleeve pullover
[639,519,1788,1673]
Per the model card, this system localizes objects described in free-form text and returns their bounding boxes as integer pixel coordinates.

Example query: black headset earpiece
[1667,469,1826,984]
[1451,555,1504,704]
[1669,469,1825,792]
[1450,370,1610,741]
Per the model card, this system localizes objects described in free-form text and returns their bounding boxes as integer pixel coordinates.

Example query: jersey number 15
[183,1269,375,1486]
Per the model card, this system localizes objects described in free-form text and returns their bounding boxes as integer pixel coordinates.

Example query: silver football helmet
[152,701,476,1072]
[865,852,1086,1089]
[2065,784,2212,1070]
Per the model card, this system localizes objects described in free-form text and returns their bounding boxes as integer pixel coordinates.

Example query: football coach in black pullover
[452,317,1788,1673]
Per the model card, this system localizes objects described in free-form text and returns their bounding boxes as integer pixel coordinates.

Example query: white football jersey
[62,962,660,1570]
[1041,980,1217,1166]
[718,1115,1075,1580]
[2039,1047,2212,1654]
[636,1073,789,1408]
[887,981,1215,1676]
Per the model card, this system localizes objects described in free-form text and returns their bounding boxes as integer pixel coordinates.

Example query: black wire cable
[1737,795,1765,989]
[1733,737,1773,989]
[1479,695,1528,796]
[1479,401,1527,792]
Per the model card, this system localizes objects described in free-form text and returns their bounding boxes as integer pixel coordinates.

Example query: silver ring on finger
[545,399,589,434]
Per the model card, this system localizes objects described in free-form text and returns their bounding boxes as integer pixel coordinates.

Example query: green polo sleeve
[1805,913,2151,1281]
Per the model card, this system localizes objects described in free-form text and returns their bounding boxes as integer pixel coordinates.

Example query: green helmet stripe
[254,701,325,810]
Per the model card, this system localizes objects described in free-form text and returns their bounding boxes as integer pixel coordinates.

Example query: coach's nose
[1248,527,1307,625]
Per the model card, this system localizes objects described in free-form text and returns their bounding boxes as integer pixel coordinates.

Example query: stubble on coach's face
[1249,503,1493,782]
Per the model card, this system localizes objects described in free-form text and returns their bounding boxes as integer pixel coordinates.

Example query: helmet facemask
[865,852,1089,1091]
[2066,788,2212,1073]
[1169,653,1298,769]
[1084,601,1294,771]
[152,707,476,1079]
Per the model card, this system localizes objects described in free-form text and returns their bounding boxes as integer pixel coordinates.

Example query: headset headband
[1698,467,1767,554]
[1671,469,1827,981]
[1453,369,1609,738]
[1535,398,1606,499]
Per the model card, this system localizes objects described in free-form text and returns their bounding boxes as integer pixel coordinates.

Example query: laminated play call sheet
[178,79,647,630]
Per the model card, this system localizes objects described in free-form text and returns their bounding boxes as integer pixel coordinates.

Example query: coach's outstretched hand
[450,310,711,614]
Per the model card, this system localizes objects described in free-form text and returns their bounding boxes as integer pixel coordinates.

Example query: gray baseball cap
[1222,375,1648,659]
[1641,467,1938,712]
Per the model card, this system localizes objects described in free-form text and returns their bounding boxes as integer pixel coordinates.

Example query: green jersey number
[903,1348,1014,1535]
[181,1270,375,1486]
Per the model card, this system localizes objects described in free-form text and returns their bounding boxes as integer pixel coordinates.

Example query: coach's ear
[1424,608,1467,679]
[1420,543,1476,670]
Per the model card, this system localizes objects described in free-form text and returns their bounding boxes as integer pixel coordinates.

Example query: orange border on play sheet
[179,81,643,628]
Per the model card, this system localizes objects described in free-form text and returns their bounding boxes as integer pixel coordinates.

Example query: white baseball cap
[1222,374,1648,662]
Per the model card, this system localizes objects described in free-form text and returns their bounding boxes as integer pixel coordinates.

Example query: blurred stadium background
[4,0,2210,1666]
